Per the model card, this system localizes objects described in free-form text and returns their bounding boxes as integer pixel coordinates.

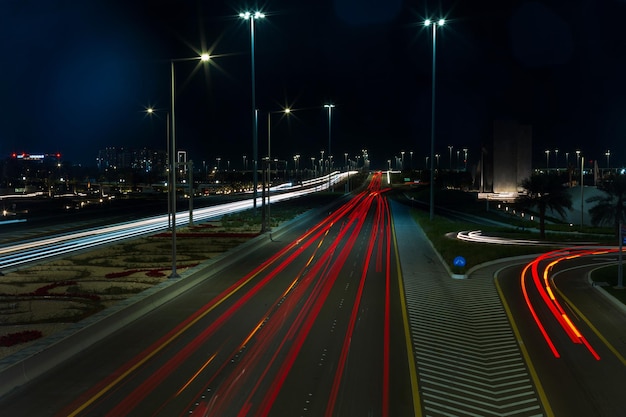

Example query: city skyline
[1,1,625,169]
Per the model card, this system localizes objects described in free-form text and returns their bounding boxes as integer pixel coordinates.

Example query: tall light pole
[264,107,291,232]
[240,10,265,209]
[605,150,611,171]
[554,149,559,171]
[463,148,468,170]
[168,53,211,278]
[324,103,335,191]
[545,149,550,170]
[145,107,170,230]
[425,18,445,220]
[448,145,453,170]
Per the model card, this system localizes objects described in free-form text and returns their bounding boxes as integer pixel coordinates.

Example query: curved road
[496,250,626,416]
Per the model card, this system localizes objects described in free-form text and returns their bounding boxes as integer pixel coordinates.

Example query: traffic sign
[453,256,466,268]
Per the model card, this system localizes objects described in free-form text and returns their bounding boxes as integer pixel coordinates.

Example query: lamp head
[240,11,265,20]
[425,18,445,27]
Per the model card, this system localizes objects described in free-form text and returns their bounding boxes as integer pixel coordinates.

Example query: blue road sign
[453,256,466,268]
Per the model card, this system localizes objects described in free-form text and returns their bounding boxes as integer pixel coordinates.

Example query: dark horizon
[2,1,626,170]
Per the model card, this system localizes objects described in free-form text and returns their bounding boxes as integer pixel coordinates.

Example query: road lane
[497,251,626,416]
[0,172,414,417]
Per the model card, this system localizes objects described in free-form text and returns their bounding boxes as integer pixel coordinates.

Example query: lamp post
[145,107,171,230]
[168,53,211,278]
[554,149,559,171]
[576,149,581,169]
[448,145,453,170]
[545,149,550,170]
[240,10,265,209]
[463,148,468,170]
[605,150,611,172]
[425,18,445,220]
[324,103,335,191]
[263,107,291,232]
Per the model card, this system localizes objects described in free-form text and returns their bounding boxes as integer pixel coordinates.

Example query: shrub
[0,330,43,347]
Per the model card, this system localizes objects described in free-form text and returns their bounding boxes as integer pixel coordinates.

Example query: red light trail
[61,172,397,417]
[520,247,618,361]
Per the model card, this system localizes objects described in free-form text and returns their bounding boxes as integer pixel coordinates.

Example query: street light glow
[425,18,445,27]
[239,11,265,20]
[200,53,211,61]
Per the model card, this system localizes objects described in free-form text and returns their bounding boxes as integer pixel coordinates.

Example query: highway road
[0,173,350,272]
[0,172,416,416]
[496,249,626,416]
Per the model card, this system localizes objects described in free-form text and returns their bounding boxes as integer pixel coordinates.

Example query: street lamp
[554,149,559,171]
[448,145,453,170]
[145,107,170,230]
[463,148,468,170]
[545,149,550,170]
[606,150,611,173]
[168,53,211,278]
[324,103,335,191]
[576,149,581,169]
[425,17,445,220]
[240,10,266,209]
[263,107,291,232]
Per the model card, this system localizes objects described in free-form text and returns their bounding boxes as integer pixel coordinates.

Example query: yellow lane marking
[494,269,554,417]
[552,274,626,366]
[68,263,271,417]
[390,217,422,417]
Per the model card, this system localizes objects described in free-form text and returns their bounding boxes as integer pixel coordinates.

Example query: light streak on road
[0,172,353,271]
[520,248,619,360]
[456,230,597,246]
[55,172,398,417]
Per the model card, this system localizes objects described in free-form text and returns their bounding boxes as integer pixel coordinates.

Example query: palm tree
[586,174,626,240]
[517,173,573,238]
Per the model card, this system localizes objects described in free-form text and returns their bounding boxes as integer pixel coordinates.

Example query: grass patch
[590,265,626,305]
[409,208,551,274]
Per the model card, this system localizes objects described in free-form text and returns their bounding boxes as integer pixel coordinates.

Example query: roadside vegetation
[394,184,616,275]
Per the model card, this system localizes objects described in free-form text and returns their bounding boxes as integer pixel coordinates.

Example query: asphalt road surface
[496,249,626,417]
[0,172,415,416]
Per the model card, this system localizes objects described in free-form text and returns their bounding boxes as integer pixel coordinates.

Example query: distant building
[479,120,532,199]
[96,147,167,175]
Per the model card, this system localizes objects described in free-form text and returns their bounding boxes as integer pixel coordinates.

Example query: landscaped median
[0,194,341,361]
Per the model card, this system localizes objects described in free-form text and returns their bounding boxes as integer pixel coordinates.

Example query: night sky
[2,0,626,170]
